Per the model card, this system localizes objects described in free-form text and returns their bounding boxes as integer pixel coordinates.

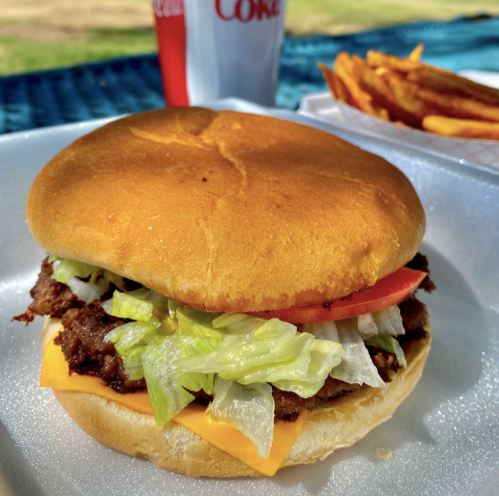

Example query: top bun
[27,108,425,312]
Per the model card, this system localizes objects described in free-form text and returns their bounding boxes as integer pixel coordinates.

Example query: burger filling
[16,254,433,458]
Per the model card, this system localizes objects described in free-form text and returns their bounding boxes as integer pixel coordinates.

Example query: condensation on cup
[153,0,286,107]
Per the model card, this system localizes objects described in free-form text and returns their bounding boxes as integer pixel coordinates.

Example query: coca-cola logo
[215,0,282,22]
[154,0,184,18]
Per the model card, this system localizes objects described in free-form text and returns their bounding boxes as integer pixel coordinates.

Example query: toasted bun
[28,109,425,312]
[53,320,430,477]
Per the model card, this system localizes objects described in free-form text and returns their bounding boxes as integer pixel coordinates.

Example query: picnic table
[1,15,498,134]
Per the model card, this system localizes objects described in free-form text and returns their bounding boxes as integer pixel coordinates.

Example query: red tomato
[248,267,426,323]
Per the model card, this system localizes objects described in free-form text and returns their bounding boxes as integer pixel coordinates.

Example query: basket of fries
[318,45,499,168]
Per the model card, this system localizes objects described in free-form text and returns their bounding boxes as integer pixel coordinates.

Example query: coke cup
[152,0,287,107]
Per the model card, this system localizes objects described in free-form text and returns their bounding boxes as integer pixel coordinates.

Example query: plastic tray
[1,99,499,495]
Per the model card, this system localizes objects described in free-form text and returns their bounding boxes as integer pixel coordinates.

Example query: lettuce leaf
[212,313,267,335]
[121,346,148,381]
[328,319,385,388]
[48,255,63,263]
[174,308,225,396]
[105,290,154,322]
[177,318,316,384]
[210,377,275,459]
[142,338,195,426]
[271,339,343,398]
[176,306,224,347]
[372,306,405,336]
[105,319,162,353]
[52,259,100,284]
[141,312,224,426]
[104,319,162,380]
[357,313,379,338]
[67,278,103,305]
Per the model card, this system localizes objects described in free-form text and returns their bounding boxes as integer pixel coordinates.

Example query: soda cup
[152,0,287,107]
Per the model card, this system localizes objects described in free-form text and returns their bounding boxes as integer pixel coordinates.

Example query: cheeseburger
[15,108,434,477]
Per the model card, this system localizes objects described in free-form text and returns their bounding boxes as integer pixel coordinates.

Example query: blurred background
[2,0,499,76]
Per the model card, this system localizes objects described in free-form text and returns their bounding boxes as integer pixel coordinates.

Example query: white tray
[1,99,499,496]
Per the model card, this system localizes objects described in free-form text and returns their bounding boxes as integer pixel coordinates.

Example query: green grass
[0,27,157,76]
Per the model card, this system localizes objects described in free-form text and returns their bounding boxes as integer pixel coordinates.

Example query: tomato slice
[248,267,427,323]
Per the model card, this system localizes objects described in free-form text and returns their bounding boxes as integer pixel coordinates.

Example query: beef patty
[15,254,433,421]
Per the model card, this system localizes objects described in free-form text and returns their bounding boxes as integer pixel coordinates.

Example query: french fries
[407,68,499,106]
[333,52,384,117]
[318,62,351,105]
[423,116,499,140]
[350,55,411,125]
[319,45,499,140]
[407,44,424,62]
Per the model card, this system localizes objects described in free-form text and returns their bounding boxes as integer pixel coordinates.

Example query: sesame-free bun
[53,319,430,477]
[28,108,425,312]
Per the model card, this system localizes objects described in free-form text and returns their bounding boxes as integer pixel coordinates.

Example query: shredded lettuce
[364,334,407,368]
[106,290,154,322]
[142,312,224,425]
[67,277,103,305]
[104,301,223,395]
[52,259,100,284]
[105,319,162,353]
[48,255,63,263]
[121,346,148,381]
[142,338,195,426]
[210,377,275,459]
[357,313,379,338]
[212,313,267,335]
[177,318,316,384]
[106,287,176,330]
[176,306,224,347]
[271,338,343,397]
[104,319,162,380]
[372,306,405,336]
[100,298,113,315]
[328,319,385,388]
[173,308,225,395]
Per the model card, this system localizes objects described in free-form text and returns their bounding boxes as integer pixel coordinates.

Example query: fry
[379,73,499,123]
[415,83,499,122]
[407,67,499,105]
[374,67,391,78]
[317,62,352,104]
[367,50,448,76]
[334,52,376,114]
[348,55,392,120]
[370,48,499,104]
[351,55,423,126]
[382,73,442,117]
[423,115,499,140]
[375,68,400,84]
[367,50,424,73]
[407,44,424,62]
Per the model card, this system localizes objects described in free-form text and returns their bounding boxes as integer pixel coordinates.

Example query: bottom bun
[53,320,431,477]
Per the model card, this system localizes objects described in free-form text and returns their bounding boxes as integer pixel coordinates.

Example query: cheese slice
[40,333,307,476]
[40,332,154,415]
